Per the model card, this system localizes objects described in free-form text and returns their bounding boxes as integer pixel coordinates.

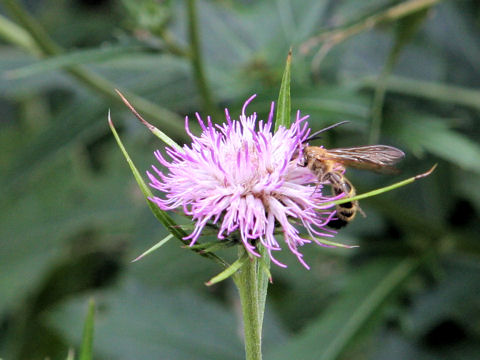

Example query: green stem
[369,63,390,144]
[1,0,60,56]
[234,248,264,360]
[323,164,436,208]
[0,0,187,138]
[158,28,190,57]
[0,12,39,54]
[186,0,218,118]
[360,75,480,112]
[369,8,429,144]
[369,39,402,144]
[301,0,440,54]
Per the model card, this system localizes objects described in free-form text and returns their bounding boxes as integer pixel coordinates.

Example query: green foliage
[46,282,247,360]
[79,299,95,360]
[274,49,292,131]
[1,0,479,359]
[267,257,421,360]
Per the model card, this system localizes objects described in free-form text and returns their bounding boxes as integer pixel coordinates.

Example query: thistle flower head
[147,95,341,268]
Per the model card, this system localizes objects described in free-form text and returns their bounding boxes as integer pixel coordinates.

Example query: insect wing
[325,145,405,173]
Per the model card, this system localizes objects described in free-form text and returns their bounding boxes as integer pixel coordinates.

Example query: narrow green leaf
[274,49,292,132]
[360,75,480,112]
[188,240,224,250]
[0,12,40,54]
[188,240,233,253]
[6,45,145,79]
[109,113,227,267]
[257,245,271,334]
[324,165,437,207]
[206,251,249,286]
[178,223,220,236]
[132,234,174,262]
[79,299,95,360]
[115,90,183,152]
[310,237,359,249]
[65,348,75,360]
[108,112,186,240]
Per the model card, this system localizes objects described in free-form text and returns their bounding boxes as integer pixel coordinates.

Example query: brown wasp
[299,121,405,228]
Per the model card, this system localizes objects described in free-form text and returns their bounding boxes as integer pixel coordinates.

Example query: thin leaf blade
[108,111,186,241]
[206,252,249,286]
[6,45,145,79]
[108,113,226,267]
[132,234,174,262]
[115,90,183,152]
[79,298,95,360]
[274,49,292,132]
[324,165,437,207]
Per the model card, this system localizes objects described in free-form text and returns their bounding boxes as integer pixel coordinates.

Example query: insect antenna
[305,120,350,142]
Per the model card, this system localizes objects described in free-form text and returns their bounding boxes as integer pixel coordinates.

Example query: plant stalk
[234,248,264,360]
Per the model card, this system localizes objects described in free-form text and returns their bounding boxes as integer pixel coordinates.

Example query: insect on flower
[298,121,405,228]
[146,95,347,269]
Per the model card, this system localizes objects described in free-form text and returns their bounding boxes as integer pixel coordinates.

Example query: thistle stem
[234,248,264,360]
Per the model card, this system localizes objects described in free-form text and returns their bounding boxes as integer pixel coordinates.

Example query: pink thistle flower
[147,95,341,269]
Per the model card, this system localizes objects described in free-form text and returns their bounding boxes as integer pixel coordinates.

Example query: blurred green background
[1,0,480,359]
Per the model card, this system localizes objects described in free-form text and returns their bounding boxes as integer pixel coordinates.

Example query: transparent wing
[325,145,405,173]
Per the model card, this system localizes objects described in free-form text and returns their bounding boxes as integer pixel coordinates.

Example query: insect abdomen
[328,201,358,228]
[327,176,358,229]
